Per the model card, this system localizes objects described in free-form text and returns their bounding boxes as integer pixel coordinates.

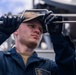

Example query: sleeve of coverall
[0,32,9,45]
[50,34,75,75]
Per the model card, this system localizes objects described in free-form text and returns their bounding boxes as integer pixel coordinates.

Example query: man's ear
[13,29,19,35]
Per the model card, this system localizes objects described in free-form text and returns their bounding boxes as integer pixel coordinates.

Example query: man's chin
[28,41,38,49]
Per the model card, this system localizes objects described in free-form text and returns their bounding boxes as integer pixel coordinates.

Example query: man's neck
[16,44,34,55]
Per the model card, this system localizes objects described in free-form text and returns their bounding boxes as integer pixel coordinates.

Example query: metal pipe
[53,21,76,23]
[0,20,76,24]
[0,14,76,24]
[53,14,76,17]
[52,14,76,23]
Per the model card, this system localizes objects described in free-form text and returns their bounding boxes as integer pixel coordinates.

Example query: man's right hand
[0,13,25,36]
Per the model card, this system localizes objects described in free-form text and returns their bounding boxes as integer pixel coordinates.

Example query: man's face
[14,19,43,49]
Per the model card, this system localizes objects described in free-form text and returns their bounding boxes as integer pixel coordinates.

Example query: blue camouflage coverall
[0,32,75,75]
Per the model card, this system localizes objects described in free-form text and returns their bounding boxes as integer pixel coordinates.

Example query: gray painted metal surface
[43,0,76,12]
[35,49,55,61]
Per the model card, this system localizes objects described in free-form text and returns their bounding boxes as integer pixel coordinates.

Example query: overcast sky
[0,0,35,15]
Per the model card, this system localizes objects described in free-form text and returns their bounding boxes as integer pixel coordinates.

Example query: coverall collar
[4,47,43,71]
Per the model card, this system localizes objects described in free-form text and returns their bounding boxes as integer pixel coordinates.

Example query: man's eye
[28,25,35,28]
[39,28,43,33]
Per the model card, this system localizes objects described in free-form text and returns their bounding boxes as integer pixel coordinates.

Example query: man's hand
[0,13,25,36]
[43,11,63,35]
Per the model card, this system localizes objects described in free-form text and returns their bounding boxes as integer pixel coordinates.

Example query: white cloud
[0,0,33,15]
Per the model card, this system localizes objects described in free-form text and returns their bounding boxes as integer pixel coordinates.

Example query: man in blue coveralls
[0,10,75,75]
